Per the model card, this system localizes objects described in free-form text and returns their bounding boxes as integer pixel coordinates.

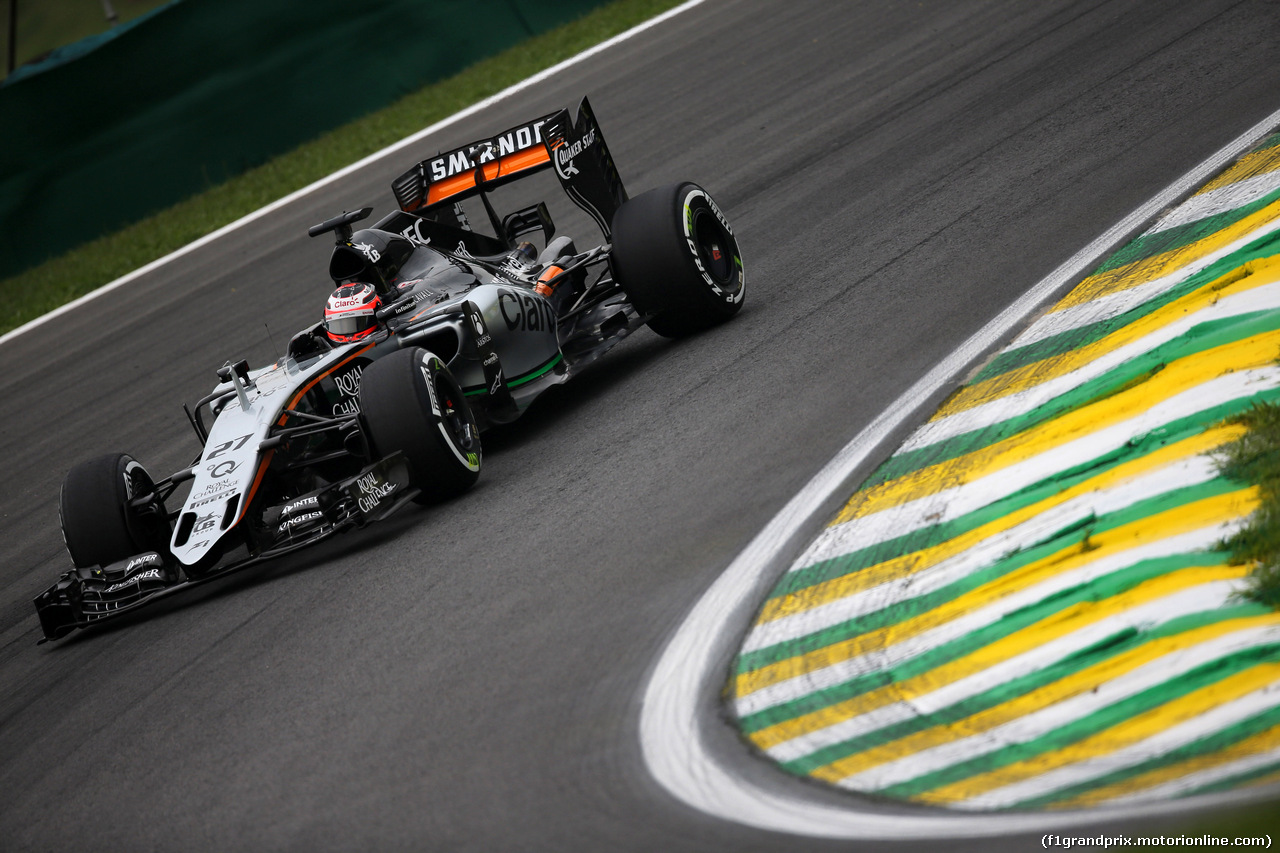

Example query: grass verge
[1218,401,1280,607]
[0,0,686,338]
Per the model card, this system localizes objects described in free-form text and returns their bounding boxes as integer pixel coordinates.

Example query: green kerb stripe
[879,645,1280,799]
[1017,703,1280,809]
[775,603,1269,775]
[767,391,1280,606]
[739,557,1247,738]
[871,307,1280,485]
[1093,187,1280,275]
[737,477,1242,675]
[968,230,1280,386]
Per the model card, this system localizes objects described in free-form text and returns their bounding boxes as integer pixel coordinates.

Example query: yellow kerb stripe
[736,489,1258,699]
[1198,144,1280,194]
[1049,200,1280,312]
[835,330,1280,524]
[809,611,1277,784]
[1048,718,1280,809]
[759,426,1243,625]
[934,257,1280,419]
[915,661,1280,806]
[750,564,1253,756]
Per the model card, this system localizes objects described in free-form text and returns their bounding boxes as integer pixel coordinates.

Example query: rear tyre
[610,181,745,338]
[60,453,171,568]
[359,347,481,503]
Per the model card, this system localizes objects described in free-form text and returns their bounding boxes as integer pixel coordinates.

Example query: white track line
[638,106,1280,839]
[0,0,710,351]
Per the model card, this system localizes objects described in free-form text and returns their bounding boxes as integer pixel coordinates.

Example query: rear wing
[391,97,629,238]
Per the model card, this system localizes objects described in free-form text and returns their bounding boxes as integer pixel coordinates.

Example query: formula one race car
[34,98,745,641]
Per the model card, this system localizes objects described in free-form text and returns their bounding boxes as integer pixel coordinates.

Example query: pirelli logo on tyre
[682,189,744,303]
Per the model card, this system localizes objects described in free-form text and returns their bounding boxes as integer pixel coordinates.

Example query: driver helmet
[324,282,381,343]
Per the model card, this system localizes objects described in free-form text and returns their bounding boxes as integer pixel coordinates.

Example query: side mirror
[308,208,373,244]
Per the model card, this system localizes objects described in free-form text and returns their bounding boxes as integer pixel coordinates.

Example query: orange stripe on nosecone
[277,343,377,426]
[240,344,375,523]
[235,448,275,525]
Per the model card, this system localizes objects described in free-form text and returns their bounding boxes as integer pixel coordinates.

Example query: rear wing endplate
[391,98,629,239]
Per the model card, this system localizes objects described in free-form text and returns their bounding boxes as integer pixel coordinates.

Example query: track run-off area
[4,2,1280,850]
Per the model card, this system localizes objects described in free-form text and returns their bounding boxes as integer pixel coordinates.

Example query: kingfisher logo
[104,568,163,594]
[278,510,323,532]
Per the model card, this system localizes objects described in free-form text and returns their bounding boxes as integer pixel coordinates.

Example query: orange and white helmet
[324,282,381,343]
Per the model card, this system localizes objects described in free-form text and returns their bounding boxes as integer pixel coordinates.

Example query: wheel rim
[435,371,479,456]
[691,208,735,287]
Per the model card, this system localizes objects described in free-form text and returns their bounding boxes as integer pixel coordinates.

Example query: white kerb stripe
[837,624,1280,794]
[1100,744,1280,807]
[1003,215,1280,351]
[1146,169,1280,235]
[959,680,1280,810]
[744,453,1220,655]
[737,526,1237,717]
[762,580,1241,764]
[901,278,1280,454]
[794,366,1279,563]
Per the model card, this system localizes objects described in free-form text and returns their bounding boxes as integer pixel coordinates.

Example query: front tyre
[60,453,171,568]
[359,347,481,503]
[610,181,745,338]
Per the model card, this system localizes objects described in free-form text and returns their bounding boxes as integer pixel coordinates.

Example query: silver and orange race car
[35,98,745,641]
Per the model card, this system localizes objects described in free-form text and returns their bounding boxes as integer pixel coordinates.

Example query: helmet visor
[326,314,375,336]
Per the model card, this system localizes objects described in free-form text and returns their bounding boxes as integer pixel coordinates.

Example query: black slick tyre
[359,347,481,503]
[60,453,170,569]
[610,181,745,338]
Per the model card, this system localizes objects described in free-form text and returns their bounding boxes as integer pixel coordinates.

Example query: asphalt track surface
[3,1,1280,850]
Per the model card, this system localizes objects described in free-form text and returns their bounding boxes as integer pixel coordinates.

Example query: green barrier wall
[0,0,611,279]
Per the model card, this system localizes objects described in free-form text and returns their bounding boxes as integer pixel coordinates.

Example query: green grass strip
[878,643,1280,799]
[1217,402,1280,608]
[0,0,686,336]
[765,388,1280,606]
[1016,702,1280,809]
[1092,188,1280,276]
[971,229,1280,384]
[737,477,1242,675]
[775,601,1267,775]
[870,305,1280,485]
[739,553,1241,736]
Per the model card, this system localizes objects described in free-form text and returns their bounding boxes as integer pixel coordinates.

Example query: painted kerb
[728,132,1280,812]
